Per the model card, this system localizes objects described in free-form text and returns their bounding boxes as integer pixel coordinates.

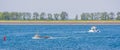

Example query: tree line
[0,11,120,20]
[80,12,120,20]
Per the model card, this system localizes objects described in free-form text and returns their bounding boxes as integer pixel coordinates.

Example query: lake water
[0,25,120,50]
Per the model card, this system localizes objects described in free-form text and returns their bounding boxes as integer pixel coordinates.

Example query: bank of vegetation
[0,11,120,21]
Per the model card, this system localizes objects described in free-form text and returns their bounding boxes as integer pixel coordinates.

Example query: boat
[32,34,41,39]
[88,26,100,32]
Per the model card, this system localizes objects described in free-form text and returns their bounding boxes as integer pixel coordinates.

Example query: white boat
[32,33,51,39]
[32,34,41,39]
[88,26,100,32]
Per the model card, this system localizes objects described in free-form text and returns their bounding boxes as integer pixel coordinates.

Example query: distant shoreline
[0,21,120,25]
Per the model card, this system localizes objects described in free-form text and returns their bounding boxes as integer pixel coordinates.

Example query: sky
[0,0,120,18]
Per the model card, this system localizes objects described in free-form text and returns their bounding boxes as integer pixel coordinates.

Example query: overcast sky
[0,0,120,18]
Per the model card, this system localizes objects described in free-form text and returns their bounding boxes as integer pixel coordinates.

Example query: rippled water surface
[0,25,120,50]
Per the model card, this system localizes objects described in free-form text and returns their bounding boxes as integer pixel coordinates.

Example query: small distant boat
[32,32,51,39]
[32,34,41,39]
[88,26,100,32]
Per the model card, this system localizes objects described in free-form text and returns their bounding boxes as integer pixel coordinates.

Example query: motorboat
[32,33,51,39]
[32,34,41,39]
[88,26,100,32]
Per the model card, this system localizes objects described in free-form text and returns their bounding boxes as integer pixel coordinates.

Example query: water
[0,25,120,50]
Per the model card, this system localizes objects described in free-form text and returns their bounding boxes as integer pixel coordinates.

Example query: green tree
[109,12,114,20]
[2,12,10,20]
[21,12,26,20]
[0,12,3,20]
[33,12,39,20]
[90,13,94,20]
[116,12,120,20]
[10,12,23,20]
[18,12,24,20]
[86,13,91,20]
[81,13,85,20]
[40,12,46,20]
[75,14,78,20]
[47,13,53,20]
[25,12,31,20]
[100,12,109,20]
[54,13,59,20]
[94,12,101,20]
[81,13,88,20]
[22,12,31,20]
[60,11,68,20]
